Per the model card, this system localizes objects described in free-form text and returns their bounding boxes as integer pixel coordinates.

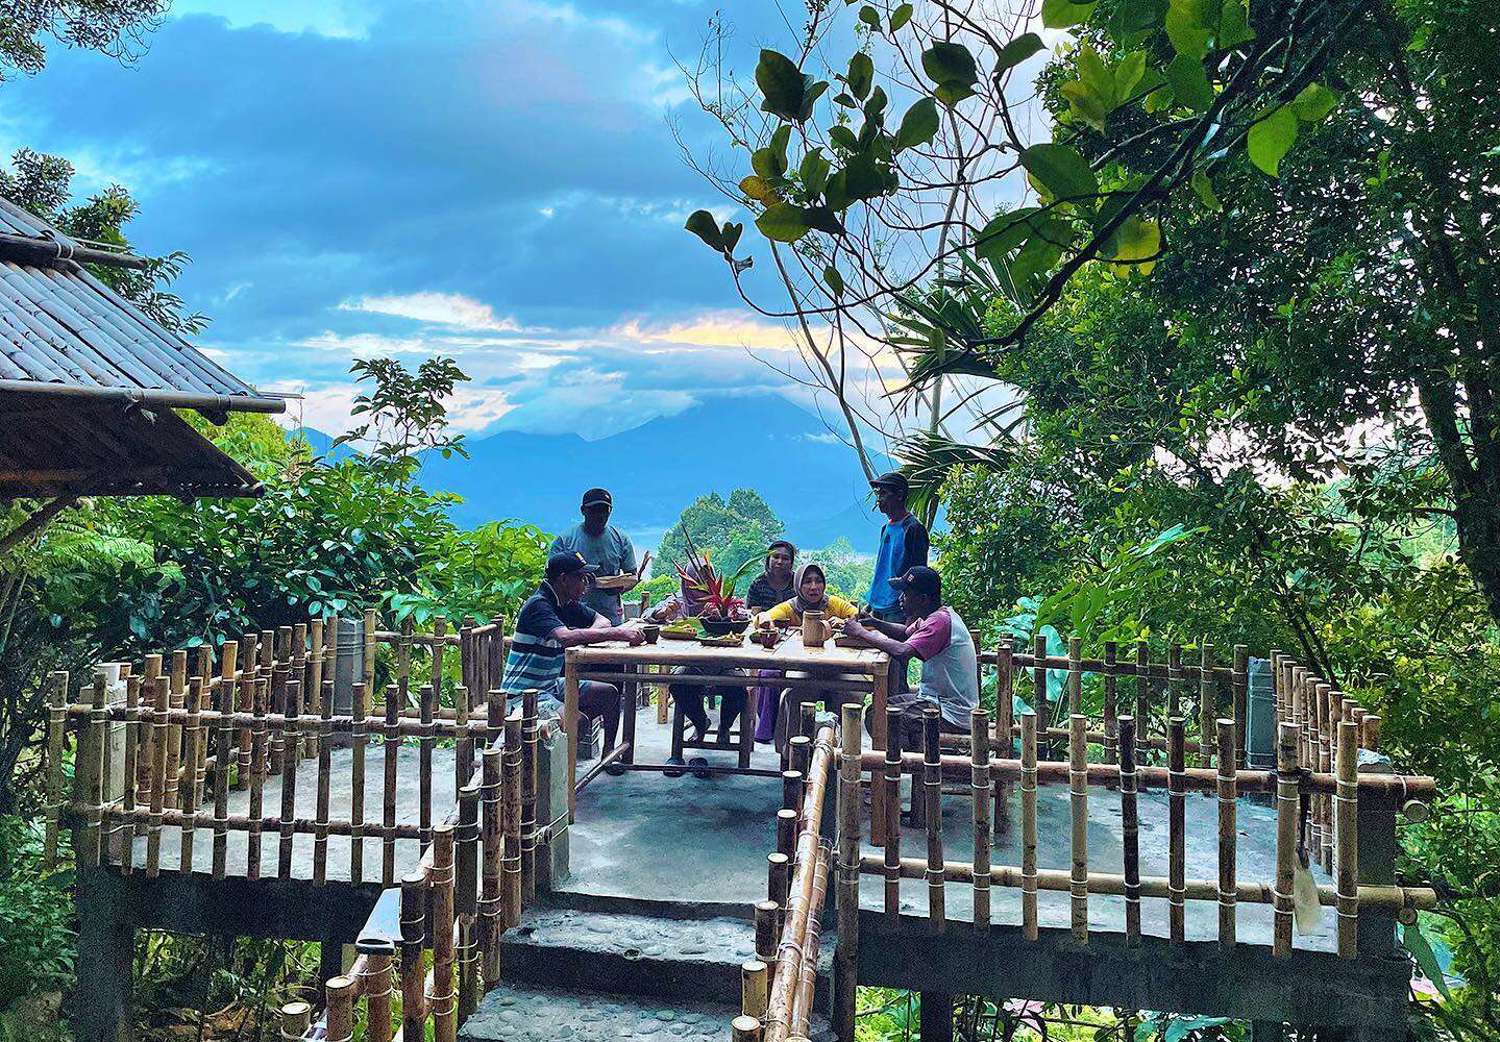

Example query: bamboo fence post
[270,640,289,773]
[870,661,890,847]
[350,682,366,884]
[1363,714,1382,753]
[429,823,457,1042]
[1310,682,1327,871]
[994,637,1014,836]
[291,624,308,759]
[789,735,812,779]
[279,1001,311,1042]
[923,708,945,930]
[777,808,798,865]
[1118,715,1141,945]
[401,873,427,1042]
[307,619,323,761]
[278,678,301,879]
[235,639,253,790]
[326,975,355,1042]
[456,917,478,1026]
[179,677,201,874]
[1168,717,1186,943]
[835,703,861,1040]
[503,713,523,927]
[432,616,447,698]
[521,688,539,902]
[1199,643,1216,769]
[563,649,579,822]
[1067,637,1082,717]
[1167,644,1183,720]
[754,901,778,976]
[248,677,268,880]
[454,683,471,796]
[882,704,902,922]
[43,672,67,868]
[1135,641,1150,765]
[1069,713,1089,942]
[733,1015,763,1042]
[419,684,435,848]
[1273,721,1300,957]
[1269,650,1283,719]
[969,707,991,930]
[460,622,474,703]
[743,959,769,1022]
[456,782,480,1021]
[164,650,187,810]
[383,684,400,886]
[146,674,168,876]
[314,676,333,886]
[1216,719,1237,947]
[363,609,378,698]
[1021,711,1038,940]
[1103,641,1118,766]
[1232,645,1248,766]
[488,615,505,708]
[118,673,138,873]
[75,672,107,869]
[767,853,791,933]
[479,745,503,985]
[1032,634,1048,755]
[213,657,234,880]
[782,771,804,824]
[1336,719,1359,959]
[1318,683,1334,874]
[363,950,394,1042]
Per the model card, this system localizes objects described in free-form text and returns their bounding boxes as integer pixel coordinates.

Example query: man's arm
[842,617,916,659]
[858,616,909,639]
[903,520,930,571]
[550,623,644,647]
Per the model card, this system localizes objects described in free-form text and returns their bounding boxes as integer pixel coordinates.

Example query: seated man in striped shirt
[500,552,645,768]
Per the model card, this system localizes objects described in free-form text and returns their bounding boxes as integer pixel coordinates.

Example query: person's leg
[754,671,780,742]
[716,687,748,744]
[576,680,621,750]
[671,683,710,738]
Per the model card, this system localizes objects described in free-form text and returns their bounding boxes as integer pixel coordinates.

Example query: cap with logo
[546,551,601,579]
[890,565,941,598]
[581,487,613,509]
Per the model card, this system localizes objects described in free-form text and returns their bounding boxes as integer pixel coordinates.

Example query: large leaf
[995,33,1044,76]
[1166,0,1213,58]
[974,206,1040,264]
[684,210,725,253]
[1248,104,1299,176]
[1166,53,1214,111]
[846,51,873,100]
[889,3,914,32]
[799,148,831,194]
[755,202,810,242]
[1106,215,1162,273]
[895,97,940,151]
[756,49,807,121]
[739,175,777,204]
[921,41,978,105]
[1041,0,1096,29]
[1400,921,1452,999]
[1291,82,1339,123]
[1020,142,1098,202]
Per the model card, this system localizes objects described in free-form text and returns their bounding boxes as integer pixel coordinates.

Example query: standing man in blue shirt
[866,472,929,623]
[549,487,639,625]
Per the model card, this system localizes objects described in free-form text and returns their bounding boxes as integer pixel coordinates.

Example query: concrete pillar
[1356,791,1399,957]
[72,870,135,1042]
[918,992,952,1042]
[536,726,570,890]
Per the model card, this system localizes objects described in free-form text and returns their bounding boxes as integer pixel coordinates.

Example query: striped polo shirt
[499,581,599,698]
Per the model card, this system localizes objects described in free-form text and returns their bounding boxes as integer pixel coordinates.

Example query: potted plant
[676,532,755,635]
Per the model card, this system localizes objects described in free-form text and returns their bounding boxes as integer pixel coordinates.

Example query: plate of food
[699,632,746,648]
[594,573,637,591]
[660,621,699,641]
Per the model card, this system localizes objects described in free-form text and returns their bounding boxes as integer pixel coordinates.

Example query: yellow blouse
[759,596,859,626]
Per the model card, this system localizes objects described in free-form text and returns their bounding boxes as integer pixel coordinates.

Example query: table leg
[871,667,889,846]
[621,664,638,765]
[739,685,754,770]
[564,652,579,822]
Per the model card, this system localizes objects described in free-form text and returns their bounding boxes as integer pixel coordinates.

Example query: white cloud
[170,0,376,40]
[267,381,514,438]
[610,311,796,352]
[339,291,522,332]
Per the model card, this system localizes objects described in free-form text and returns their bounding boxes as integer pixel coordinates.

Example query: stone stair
[458,900,834,1042]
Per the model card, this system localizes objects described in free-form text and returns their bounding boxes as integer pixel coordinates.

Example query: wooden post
[1021,711,1038,940]
[835,703,862,1042]
[248,677,268,880]
[1335,719,1359,959]
[1069,713,1088,942]
[882,704,902,922]
[1102,641,1118,766]
[1273,721,1300,957]
[419,684,435,848]
[235,640,253,791]
[1217,719,1237,947]
[179,677,202,874]
[923,708,945,930]
[164,650,187,810]
[743,959,770,1021]
[1232,645,1249,766]
[308,619,325,762]
[400,873,427,1042]
[44,672,68,868]
[350,682,367,885]
[1199,643,1216,769]
[456,781,480,1021]
[383,684,400,886]
[1135,640,1150,762]
[870,661,890,846]
[119,673,139,874]
[1317,683,1334,875]
[969,707,991,930]
[279,1001,311,1042]
[454,683,471,796]
[146,674,168,877]
[1167,717,1185,943]
[732,1016,763,1042]
[363,950,394,1042]
[502,713,523,928]
[994,637,1014,836]
[314,674,333,886]
[754,900,778,974]
[521,688,539,902]
[564,649,580,822]
[1118,715,1141,945]
[429,824,457,1042]
[325,975,355,1042]
[363,609,379,701]
[214,659,234,880]
[767,852,790,928]
[278,678,301,879]
[479,745,503,985]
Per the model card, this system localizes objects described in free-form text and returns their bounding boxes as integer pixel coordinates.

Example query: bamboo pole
[325,975,355,1042]
[870,660,890,846]
[1336,719,1359,959]
[743,959,769,1021]
[969,707,991,929]
[278,678,301,879]
[179,677,202,874]
[1069,713,1088,942]
[291,624,308,761]
[1273,721,1299,957]
[214,661,234,880]
[1199,643,1216,768]
[363,609,378,704]
[503,712,523,928]
[350,682,366,885]
[777,808,798,864]
[1168,717,1185,943]
[314,676,333,886]
[754,900,778,975]
[1118,715,1140,945]
[835,703,861,1041]
[235,639,253,790]
[119,673,139,873]
[456,782,480,1023]
[923,708,945,930]
[732,1016,762,1042]
[564,649,580,822]
[44,672,68,868]
[1217,719,1237,947]
[419,684,435,848]
[164,650,187,810]
[882,703,902,921]
[1312,681,1328,874]
[1167,644,1183,720]
[782,772,804,824]
[307,620,323,761]
[248,677,268,880]
[383,684,399,886]
[401,872,427,1042]
[146,674,168,877]
[790,841,830,1038]
[1135,641,1150,766]
[363,950,394,1042]
[479,745,503,985]
[767,853,790,928]
[1021,711,1038,940]
[454,682,471,798]
[429,823,457,1042]
[279,1001,311,1042]
[994,637,1014,836]
[521,688,538,902]
[1102,641,1118,766]
[1232,645,1248,766]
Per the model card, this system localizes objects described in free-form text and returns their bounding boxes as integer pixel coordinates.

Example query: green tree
[656,489,786,583]
[0,0,167,81]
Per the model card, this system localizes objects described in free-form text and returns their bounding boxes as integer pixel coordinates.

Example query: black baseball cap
[870,471,909,496]
[546,551,600,579]
[581,487,613,509]
[891,565,941,598]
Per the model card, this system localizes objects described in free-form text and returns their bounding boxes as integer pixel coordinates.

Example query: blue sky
[0,0,819,437]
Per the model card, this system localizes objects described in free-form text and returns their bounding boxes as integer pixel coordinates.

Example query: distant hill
[416,393,888,553]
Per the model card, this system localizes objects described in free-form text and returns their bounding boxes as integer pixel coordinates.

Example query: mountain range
[301,393,890,552]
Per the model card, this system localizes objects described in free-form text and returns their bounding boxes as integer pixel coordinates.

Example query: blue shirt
[499,582,598,707]
[549,523,637,624]
[867,513,929,611]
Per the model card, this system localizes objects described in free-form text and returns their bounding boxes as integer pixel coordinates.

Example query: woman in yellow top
[754,562,859,753]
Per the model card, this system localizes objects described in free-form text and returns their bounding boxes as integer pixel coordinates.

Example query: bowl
[639,624,660,644]
[700,616,751,637]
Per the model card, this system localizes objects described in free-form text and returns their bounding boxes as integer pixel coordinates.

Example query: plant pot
[701,616,750,637]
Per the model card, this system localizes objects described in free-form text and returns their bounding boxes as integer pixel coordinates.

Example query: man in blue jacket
[866,471,929,622]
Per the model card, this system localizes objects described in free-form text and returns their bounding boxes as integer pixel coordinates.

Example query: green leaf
[799,80,829,121]
[895,97,940,151]
[974,206,1039,263]
[1020,142,1098,202]
[771,124,792,166]
[1041,0,1096,29]
[684,210,725,252]
[864,85,889,118]
[755,201,810,242]
[934,82,976,107]
[1106,215,1162,272]
[994,33,1044,76]
[756,49,808,122]
[1291,82,1339,123]
[800,148,831,194]
[889,3,914,32]
[842,153,887,201]
[1191,168,1221,211]
[1247,104,1298,176]
[823,264,845,298]
[1400,922,1452,999]
[858,4,881,31]
[921,41,978,93]
[828,125,858,152]
[740,174,777,204]
[1218,0,1255,47]
[751,147,784,182]
[721,222,743,253]
[1165,0,1213,59]
[846,51,873,100]
[802,205,845,235]
[1062,81,1110,130]
[1166,53,1214,111]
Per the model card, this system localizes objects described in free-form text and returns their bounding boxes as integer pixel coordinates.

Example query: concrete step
[498,905,832,1008]
[459,980,833,1042]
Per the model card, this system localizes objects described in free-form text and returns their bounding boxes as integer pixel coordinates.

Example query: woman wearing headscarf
[746,540,797,612]
[752,562,859,747]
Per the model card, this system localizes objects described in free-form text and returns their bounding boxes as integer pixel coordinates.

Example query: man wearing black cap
[844,566,977,751]
[500,552,646,764]
[866,471,928,623]
[549,487,639,625]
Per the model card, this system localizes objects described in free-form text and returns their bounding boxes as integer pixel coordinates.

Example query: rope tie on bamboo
[357,958,394,1001]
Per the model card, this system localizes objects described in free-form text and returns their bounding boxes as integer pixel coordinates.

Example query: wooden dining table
[561,631,891,821]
